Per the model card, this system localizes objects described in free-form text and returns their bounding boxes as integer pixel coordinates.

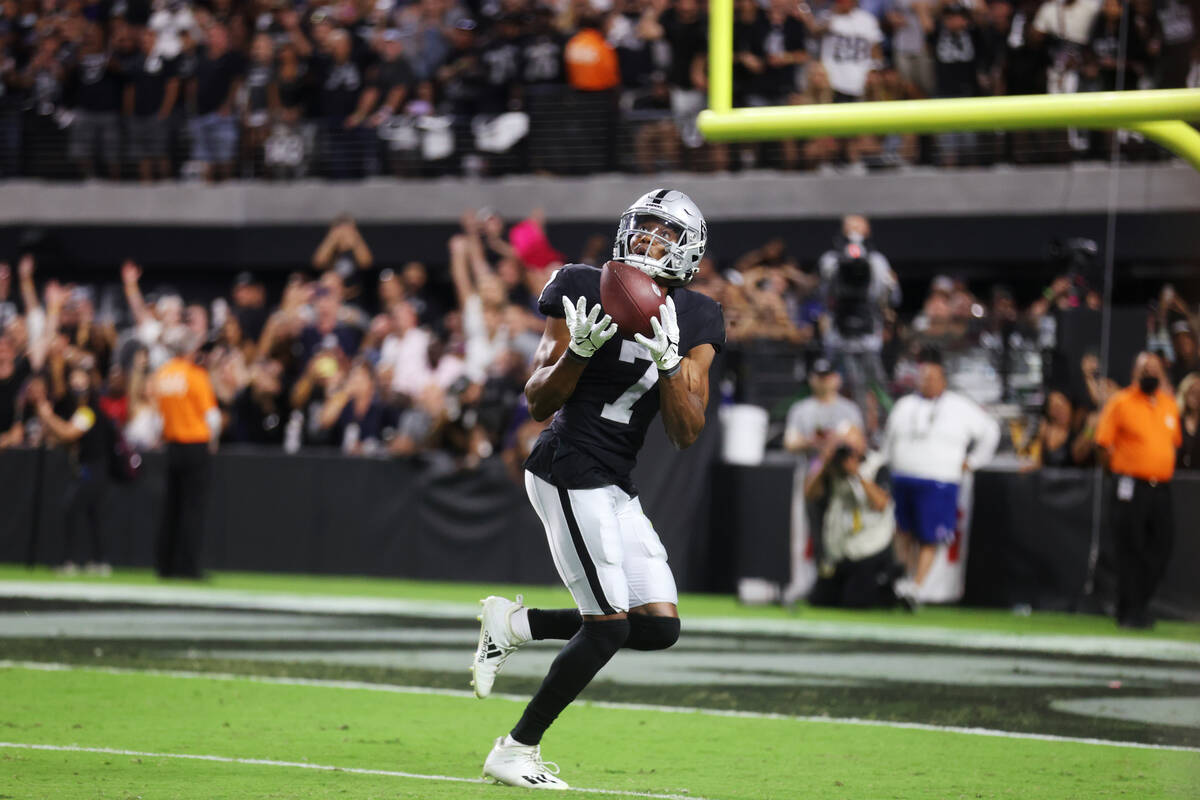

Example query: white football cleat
[483,735,568,790]
[471,594,526,699]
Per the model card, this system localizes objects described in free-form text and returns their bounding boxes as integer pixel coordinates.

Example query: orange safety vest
[153,357,217,444]
[1095,387,1181,482]
[565,28,619,91]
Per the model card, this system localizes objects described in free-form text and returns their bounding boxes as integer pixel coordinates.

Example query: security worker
[1094,352,1181,629]
[151,329,219,579]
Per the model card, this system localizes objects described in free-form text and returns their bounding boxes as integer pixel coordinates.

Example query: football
[600,260,667,339]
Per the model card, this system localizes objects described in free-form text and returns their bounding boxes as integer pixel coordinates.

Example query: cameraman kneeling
[804,427,904,609]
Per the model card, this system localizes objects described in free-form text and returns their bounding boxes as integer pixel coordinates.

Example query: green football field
[1,565,1198,799]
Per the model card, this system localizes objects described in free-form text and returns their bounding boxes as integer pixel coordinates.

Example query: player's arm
[657,344,714,450]
[525,296,617,422]
[634,296,714,450]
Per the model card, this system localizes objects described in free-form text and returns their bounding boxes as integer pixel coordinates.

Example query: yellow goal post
[696,0,1200,170]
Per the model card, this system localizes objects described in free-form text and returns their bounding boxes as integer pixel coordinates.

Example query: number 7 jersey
[524,264,726,497]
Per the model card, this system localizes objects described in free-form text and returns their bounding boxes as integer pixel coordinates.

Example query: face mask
[1138,375,1159,395]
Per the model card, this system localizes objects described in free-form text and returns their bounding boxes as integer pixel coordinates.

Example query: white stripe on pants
[524,471,678,615]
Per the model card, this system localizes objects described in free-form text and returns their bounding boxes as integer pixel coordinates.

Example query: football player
[473,189,725,789]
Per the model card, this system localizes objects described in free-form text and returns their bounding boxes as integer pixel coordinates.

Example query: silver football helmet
[612,189,707,287]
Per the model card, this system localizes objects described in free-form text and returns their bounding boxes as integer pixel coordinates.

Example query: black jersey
[524,264,725,496]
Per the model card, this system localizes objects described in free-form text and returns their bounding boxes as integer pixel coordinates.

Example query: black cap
[811,357,835,376]
[916,345,944,367]
[233,271,255,287]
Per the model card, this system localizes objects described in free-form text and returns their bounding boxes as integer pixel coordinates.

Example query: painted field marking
[2,580,1198,662]
[0,741,714,800]
[4,661,1198,755]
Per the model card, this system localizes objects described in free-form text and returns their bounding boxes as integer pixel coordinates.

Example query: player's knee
[624,615,680,651]
[580,617,630,656]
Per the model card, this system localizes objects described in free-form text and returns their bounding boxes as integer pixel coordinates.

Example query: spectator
[1167,318,1198,387]
[800,0,885,101]
[227,355,284,445]
[151,327,219,579]
[67,22,122,179]
[1094,352,1180,629]
[124,26,180,182]
[1177,371,1200,470]
[376,298,436,402]
[918,2,986,165]
[0,39,26,177]
[311,214,374,296]
[0,329,30,447]
[149,0,199,61]
[239,32,275,177]
[37,359,114,576]
[187,23,244,181]
[883,346,1000,602]
[0,263,16,330]
[298,280,363,363]
[398,260,443,330]
[889,0,937,96]
[1087,0,1150,92]
[518,5,568,174]
[314,27,375,178]
[450,214,517,385]
[1027,389,1082,466]
[123,345,162,450]
[120,260,186,369]
[629,71,680,174]
[229,271,268,343]
[784,357,865,457]
[793,62,840,170]
[804,425,905,609]
[563,11,620,173]
[317,359,387,454]
[1156,0,1195,88]
[437,18,484,174]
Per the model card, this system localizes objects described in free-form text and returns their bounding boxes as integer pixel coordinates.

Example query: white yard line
[0,741,714,800]
[4,660,1198,754]
[2,580,1198,662]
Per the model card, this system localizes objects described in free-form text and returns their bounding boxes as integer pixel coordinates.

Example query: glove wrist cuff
[565,345,591,363]
[658,361,682,378]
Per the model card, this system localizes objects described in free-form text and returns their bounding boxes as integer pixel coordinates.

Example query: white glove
[634,295,682,376]
[563,295,618,360]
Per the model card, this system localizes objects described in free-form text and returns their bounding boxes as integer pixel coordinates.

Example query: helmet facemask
[613,212,702,287]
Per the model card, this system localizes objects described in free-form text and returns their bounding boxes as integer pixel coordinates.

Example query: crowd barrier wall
[2,444,1196,619]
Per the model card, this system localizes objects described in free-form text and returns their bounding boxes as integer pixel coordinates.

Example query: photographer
[804,426,904,609]
[818,215,900,415]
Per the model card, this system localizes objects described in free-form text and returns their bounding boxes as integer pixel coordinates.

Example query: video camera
[830,239,875,339]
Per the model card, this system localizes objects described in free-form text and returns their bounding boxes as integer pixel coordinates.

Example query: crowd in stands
[1,208,1198,477]
[0,0,1195,180]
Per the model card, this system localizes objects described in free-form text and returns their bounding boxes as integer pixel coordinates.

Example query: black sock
[623,615,680,651]
[511,618,630,745]
[528,608,582,641]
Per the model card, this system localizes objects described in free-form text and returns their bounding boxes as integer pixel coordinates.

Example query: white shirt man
[882,350,999,594]
[1032,0,1101,46]
[817,0,885,97]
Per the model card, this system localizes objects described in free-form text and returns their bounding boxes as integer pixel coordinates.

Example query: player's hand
[635,295,682,376]
[563,295,617,360]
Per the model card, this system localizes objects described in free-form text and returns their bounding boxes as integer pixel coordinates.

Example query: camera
[831,240,875,339]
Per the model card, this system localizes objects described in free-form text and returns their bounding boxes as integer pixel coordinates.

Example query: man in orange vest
[1094,352,1181,629]
[151,328,220,579]
[564,11,620,173]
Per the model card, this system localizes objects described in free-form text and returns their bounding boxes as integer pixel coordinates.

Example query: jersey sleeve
[691,297,727,354]
[536,264,594,318]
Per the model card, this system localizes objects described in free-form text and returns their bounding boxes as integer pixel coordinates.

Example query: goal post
[698,0,1200,170]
